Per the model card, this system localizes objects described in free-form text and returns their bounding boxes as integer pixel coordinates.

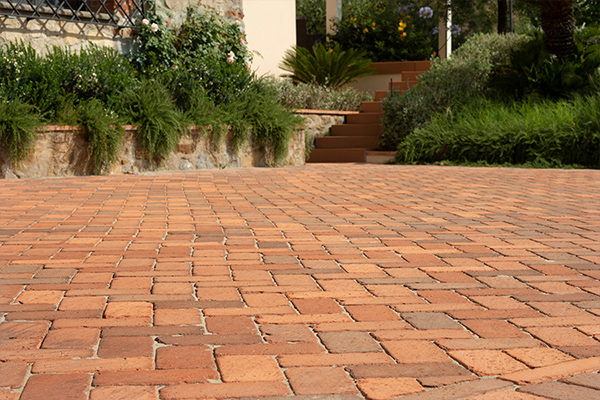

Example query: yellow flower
[399,21,407,28]
[398,26,404,31]
[401,32,407,37]
[372,22,376,27]
[363,28,368,33]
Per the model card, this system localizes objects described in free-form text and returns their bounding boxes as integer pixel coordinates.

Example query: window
[0,0,145,28]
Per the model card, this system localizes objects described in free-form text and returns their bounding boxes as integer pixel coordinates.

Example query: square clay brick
[97,336,154,358]
[319,331,382,353]
[505,347,575,368]
[205,316,258,335]
[217,355,284,382]
[243,293,290,307]
[89,385,157,400]
[20,373,91,400]
[42,328,100,349]
[285,366,359,395]
[261,325,318,343]
[154,309,202,326]
[59,296,107,311]
[0,361,29,388]
[104,302,153,320]
[16,290,64,304]
[449,349,528,376]
[292,298,344,314]
[382,340,453,364]
[156,346,215,369]
[357,377,425,399]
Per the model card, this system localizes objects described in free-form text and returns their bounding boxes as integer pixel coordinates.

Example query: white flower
[419,6,433,19]
[150,23,159,32]
[141,18,149,26]
[226,51,235,63]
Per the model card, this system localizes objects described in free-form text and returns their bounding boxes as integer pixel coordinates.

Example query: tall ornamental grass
[396,94,600,168]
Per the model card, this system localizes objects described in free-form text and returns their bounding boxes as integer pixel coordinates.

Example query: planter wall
[295,110,357,149]
[0,125,305,179]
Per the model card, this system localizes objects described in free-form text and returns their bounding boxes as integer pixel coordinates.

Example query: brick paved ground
[0,164,599,400]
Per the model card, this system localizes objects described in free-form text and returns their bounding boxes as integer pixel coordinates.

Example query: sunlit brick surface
[1,165,599,399]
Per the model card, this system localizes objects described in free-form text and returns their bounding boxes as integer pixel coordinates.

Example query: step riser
[346,113,382,124]
[315,136,379,150]
[330,124,381,136]
[307,149,365,163]
[360,102,382,113]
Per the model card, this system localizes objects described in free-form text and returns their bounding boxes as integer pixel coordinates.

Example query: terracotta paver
[1,165,599,399]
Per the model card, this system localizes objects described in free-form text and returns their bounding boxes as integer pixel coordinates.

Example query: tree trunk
[498,0,508,34]
[535,0,576,59]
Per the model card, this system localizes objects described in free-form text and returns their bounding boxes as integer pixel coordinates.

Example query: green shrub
[240,80,305,163]
[78,99,123,175]
[0,99,41,166]
[269,79,373,111]
[380,33,529,150]
[130,4,253,104]
[490,26,600,100]
[396,95,600,168]
[331,0,437,62]
[280,43,375,89]
[0,42,136,121]
[297,0,326,36]
[118,79,188,164]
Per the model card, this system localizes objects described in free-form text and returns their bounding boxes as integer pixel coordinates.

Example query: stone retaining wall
[296,110,357,149]
[0,125,305,179]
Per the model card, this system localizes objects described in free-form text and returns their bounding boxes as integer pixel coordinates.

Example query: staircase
[307,61,431,163]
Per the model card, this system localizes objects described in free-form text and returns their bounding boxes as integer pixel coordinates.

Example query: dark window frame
[0,0,145,28]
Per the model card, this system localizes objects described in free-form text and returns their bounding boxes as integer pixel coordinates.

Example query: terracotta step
[330,124,381,136]
[346,113,382,124]
[401,71,427,81]
[390,80,418,91]
[375,90,389,101]
[360,101,382,113]
[307,148,365,163]
[315,136,380,149]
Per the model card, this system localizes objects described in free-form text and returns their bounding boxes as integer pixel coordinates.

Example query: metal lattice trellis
[0,0,145,28]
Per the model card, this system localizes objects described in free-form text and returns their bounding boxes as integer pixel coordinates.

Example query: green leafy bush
[380,33,529,150]
[280,43,375,89]
[118,79,188,164]
[268,78,373,111]
[490,26,600,100]
[396,94,600,168]
[0,42,136,121]
[0,99,41,166]
[130,5,253,104]
[79,99,123,175]
[297,0,326,36]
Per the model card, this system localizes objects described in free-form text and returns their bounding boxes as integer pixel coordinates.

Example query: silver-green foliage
[380,33,529,150]
[269,79,373,111]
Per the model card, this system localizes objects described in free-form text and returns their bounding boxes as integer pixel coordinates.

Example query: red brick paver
[1,165,599,399]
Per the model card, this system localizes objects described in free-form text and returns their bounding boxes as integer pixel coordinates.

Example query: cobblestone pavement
[1,165,599,400]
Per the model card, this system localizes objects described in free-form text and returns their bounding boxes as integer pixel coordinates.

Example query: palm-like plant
[527,0,576,59]
[280,43,375,89]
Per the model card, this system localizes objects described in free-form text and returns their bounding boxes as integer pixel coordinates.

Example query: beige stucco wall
[243,0,296,77]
